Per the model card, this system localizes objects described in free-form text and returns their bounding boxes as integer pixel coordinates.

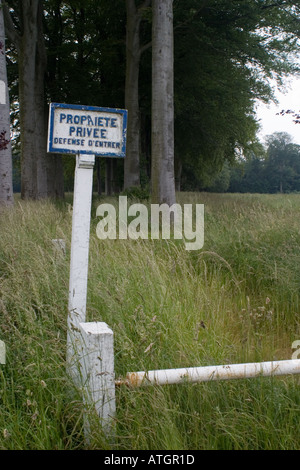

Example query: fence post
[66,154,95,382]
[79,322,116,440]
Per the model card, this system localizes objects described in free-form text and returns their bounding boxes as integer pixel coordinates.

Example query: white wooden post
[79,322,115,438]
[67,154,95,379]
[47,103,127,440]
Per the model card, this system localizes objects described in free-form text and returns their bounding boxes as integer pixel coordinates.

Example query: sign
[47,103,127,384]
[47,103,127,157]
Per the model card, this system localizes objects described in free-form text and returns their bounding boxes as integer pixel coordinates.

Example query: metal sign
[47,102,127,157]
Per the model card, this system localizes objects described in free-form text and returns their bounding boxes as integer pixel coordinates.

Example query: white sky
[255,76,300,146]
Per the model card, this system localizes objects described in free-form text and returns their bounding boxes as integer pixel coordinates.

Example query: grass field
[0,192,299,450]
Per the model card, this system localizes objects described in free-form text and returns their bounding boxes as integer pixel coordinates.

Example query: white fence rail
[123,359,300,387]
[76,321,300,440]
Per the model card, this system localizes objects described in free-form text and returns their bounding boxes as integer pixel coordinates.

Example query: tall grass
[0,193,299,449]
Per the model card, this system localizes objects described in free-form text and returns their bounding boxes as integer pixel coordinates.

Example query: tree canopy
[2,0,300,199]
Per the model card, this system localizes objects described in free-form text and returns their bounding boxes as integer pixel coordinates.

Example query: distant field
[0,192,299,450]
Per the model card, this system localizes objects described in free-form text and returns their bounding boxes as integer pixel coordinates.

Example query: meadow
[0,192,299,450]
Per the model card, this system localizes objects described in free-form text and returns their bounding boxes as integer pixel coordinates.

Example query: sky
[255,76,300,146]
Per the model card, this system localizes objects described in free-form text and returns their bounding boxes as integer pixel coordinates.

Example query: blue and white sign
[47,103,127,157]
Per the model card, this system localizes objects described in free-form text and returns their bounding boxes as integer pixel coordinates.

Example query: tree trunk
[106,159,113,195]
[124,0,142,189]
[18,2,39,199]
[96,159,102,195]
[18,0,51,200]
[35,0,48,199]
[175,155,182,192]
[3,0,64,200]
[280,179,283,193]
[151,0,176,206]
[46,153,65,199]
[0,0,13,206]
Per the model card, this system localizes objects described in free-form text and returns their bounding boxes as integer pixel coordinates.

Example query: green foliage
[226,132,300,194]
[205,161,231,193]
[120,185,150,201]
[44,0,126,108]
[173,0,300,185]
[5,0,300,194]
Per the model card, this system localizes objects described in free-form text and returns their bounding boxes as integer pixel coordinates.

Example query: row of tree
[1,1,300,206]
[13,131,300,195]
[187,132,300,194]
[228,132,300,194]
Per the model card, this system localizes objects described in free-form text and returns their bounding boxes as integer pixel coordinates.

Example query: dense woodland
[2,0,300,204]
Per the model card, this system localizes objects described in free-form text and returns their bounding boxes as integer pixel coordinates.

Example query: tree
[206,161,231,193]
[124,0,151,190]
[265,132,299,193]
[44,0,126,195]
[0,0,13,206]
[226,135,300,194]
[3,1,46,199]
[151,0,175,206]
[3,0,65,199]
[172,0,300,190]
